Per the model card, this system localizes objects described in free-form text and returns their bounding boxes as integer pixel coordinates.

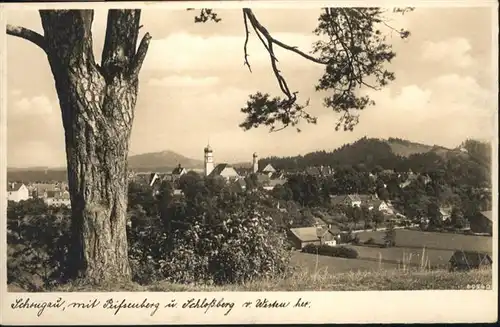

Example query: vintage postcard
[0,0,498,324]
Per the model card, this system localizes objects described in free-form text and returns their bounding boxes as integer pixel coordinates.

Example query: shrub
[384,222,397,247]
[157,190,291,285]
[365,237,376,245]
[7,199,71,290]
[302,244,359,259]
[351,234,361,245]
[8,182,292,289]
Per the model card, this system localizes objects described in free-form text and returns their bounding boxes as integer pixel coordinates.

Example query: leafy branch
[190,7,413,133]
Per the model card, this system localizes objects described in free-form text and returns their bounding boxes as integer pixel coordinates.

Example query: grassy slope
[9,268,491,292]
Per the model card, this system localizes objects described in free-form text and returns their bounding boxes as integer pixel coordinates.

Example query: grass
[8,249,493,292]
[7,230,493,293]
[350,245,454,269]
[347,230,493,270]
[8,266,492,292]
[355,230,492,253]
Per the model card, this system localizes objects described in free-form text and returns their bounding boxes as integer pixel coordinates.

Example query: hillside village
[8,138,493,253]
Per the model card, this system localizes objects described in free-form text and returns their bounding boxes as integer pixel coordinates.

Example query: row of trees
[268,151,491,231]
[259,137,491,185]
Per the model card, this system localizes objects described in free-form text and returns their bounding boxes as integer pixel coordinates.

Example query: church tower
[204,142,214,176]
[252,152,259,173]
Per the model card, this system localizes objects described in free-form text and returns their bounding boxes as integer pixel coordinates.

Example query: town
[7,137,493,285]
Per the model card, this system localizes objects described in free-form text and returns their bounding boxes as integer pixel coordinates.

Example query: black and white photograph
[1,0,498,324]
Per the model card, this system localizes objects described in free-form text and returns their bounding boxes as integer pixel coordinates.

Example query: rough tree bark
[8,9,151,284]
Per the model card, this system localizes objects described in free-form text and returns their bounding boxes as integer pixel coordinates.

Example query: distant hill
[127,150,203,171]
[7,138,489,182]
[259,137,480,172]
[7,168,67,183]
[7,150,203,182]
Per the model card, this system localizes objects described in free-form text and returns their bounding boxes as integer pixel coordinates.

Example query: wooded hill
[259,137,490,174]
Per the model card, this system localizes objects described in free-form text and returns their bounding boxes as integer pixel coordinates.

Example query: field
[290,251,400,273]
[355,230,493,253]
[291,230,493,272]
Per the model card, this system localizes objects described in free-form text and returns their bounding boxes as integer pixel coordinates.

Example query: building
[439,206,453,222]
[365,199,393,214]
[204,143,215,176]
[330,194,362,207]
[30,183,61,198]
[449,251,492,271]
[288,226,341,249]
[7,183,30,202]
[209,163,240,180]
[259,163,276,177]
[44,190,71,207]
[149,172,160,187]
[288,227,320,249]
[171,164,187,179]
[470,211,493,235]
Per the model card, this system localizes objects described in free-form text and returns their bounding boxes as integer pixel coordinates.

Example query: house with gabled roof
[30,183,61,198]
[288,226,341,249]
[209,163,240,180]
[149,172,160,187]
[260,163,276,174]
[470,211,493,235]
[7,182,30,202]
[171,164,187,179]
[330,194,363,207]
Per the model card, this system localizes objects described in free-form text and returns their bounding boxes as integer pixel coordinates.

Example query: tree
[128,180,157,216]
[372,209,384,230]
[7,7,411,284]
[361,205,372,229]
[450,207,468,230]
[427,201,442,228]
[348,206,363,229]
[383,222,396,247]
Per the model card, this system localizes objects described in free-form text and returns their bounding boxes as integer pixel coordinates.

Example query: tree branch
[130,32,152,77]
[244,9,328,65]
[242,10,252,73]
[6,24,47,53]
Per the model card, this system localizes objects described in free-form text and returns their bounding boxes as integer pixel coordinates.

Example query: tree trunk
[37,9,150,284]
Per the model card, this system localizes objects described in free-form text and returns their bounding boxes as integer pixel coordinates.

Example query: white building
[7,183,30,202]
[209,164,240,180]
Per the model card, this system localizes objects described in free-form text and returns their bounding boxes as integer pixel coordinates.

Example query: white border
[0,1,498,325]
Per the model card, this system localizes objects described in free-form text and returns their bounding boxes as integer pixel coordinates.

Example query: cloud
[12,95,55,116]
[142,32,318,72]
[8,140,66,168]
[10,89,21,96]
[355,73,496,147]
[148,75,220,87]
[7,94,64,168]
[421,37,474,68]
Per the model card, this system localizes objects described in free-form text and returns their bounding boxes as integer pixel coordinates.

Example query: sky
[5,5,498,168]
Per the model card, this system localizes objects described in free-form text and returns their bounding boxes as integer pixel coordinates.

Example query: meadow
[10,265,490,292]
[292,229,493,273]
